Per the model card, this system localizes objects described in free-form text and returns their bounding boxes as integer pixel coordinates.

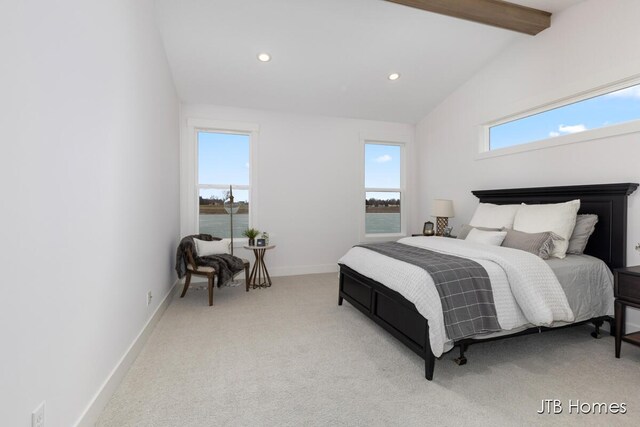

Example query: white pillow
[469,203,520,229]
[512,200,580,259]
[465,228,507,246]
[193,238,230,256]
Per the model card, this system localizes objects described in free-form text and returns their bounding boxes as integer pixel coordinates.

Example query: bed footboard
[338,264,436,380]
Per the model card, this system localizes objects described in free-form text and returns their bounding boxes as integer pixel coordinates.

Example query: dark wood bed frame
[338,183,638,380]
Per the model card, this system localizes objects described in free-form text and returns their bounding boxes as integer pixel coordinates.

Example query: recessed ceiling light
[257,53,271,62]
[388,73,400,81]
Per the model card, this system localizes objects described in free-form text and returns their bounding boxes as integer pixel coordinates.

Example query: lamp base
[436,217,449,236]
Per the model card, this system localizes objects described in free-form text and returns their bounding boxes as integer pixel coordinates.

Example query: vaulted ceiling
[155,0,584,123]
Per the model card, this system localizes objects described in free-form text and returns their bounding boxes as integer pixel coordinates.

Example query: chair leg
[181,272,192,298]
[208,275,214,306]
[245,263,250,292]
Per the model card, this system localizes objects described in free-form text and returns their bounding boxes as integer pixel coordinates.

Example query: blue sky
[199,131,249,184]
[490,83,640,150]
[365,144,401,201]
[199,131,249,202]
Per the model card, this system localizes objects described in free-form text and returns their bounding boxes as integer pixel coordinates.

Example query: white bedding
[339,236,575,357]
[546,254,614,321]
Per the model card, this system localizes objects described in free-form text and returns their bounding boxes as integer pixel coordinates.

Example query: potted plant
[243,228,260,246]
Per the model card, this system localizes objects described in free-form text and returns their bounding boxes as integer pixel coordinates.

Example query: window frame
[361,138,407,241]
[478,76,640,159]
[186,118,259,243]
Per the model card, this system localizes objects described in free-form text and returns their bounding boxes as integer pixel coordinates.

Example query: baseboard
[183,264,339,282]
[623,320,640,332]
[625,305,640,332]
[629,321,640,331]
[269,263,339,277]
[74,279,179,427]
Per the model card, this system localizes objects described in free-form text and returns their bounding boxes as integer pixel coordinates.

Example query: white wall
[416,0,640,326]
[0,1,180,425]
[180,105,416,276]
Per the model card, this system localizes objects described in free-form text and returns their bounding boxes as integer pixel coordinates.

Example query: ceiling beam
[384,0,551,35]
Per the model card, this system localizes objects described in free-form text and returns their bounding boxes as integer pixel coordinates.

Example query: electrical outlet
[147,291,153,306]
[32,401,45,427]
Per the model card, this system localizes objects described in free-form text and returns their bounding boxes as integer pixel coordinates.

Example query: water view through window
[365,192,401,233]
[198,131,250,238]
[199,189,249,238]
[364,143,401,234]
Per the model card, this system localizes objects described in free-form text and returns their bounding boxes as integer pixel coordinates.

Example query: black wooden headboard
[472,183,638,270]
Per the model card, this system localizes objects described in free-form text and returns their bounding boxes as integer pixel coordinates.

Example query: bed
[338,183,638,380]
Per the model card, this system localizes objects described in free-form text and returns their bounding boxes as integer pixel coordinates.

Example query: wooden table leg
[615,300,624,358]
[245,246,274,290]
[249,253,258,288]
[246,247,273,289]
[259,249,272,287]
[256,249,262,286]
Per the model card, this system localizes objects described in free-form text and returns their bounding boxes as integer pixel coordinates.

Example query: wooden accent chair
[180,245,250,306]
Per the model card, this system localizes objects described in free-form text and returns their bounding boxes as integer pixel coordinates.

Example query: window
[364,142,404,235]
[485,81,640,152]
[198,131,250,238]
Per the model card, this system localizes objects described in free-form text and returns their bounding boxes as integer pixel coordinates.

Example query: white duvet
[338,236,574,357]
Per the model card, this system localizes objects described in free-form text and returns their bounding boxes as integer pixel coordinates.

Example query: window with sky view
[490,83,640,150]
[198,131,250,238]
[364,143,402,234]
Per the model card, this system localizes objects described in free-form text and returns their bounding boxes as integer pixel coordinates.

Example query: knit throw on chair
[175,234,245,286]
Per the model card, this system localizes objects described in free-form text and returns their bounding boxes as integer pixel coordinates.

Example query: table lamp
[432,199,454,236]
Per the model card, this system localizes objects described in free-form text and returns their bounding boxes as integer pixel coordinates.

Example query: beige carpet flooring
[97,273,640,426]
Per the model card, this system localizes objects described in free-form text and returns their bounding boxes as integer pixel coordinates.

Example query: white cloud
[374,154,392,163]
[558,124,587,134]
[548,124,587,138]
[245,162,250,168]
[605,85,640,99]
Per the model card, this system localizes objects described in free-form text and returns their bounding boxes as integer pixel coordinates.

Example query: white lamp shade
[432,199,454,218]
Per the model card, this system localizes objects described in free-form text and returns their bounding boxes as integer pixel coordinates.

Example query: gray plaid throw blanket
[357,242,502,340]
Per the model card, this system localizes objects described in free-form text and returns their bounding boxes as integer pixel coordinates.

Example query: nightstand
[614,266,640,358]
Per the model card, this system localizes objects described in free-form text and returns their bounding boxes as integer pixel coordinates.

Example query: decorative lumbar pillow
[193,238,230,257]
[465,228,507,246]
[501,228,559,260]
[469,203,521,229]
[457,224,502,240]
[512,199,580,259]
[567,214,598,255]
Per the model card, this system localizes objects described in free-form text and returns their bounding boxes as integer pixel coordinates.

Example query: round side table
[243,245,276,290]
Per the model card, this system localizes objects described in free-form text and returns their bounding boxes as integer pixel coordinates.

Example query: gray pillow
[457,224,502,240]
[500,228,559,260]
[567,214,598,255]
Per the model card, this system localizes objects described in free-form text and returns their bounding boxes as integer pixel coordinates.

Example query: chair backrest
[186,246,198,270]
[186,235,224,270]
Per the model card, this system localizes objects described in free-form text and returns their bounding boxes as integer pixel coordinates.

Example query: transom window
[486,81,640,152]
[364,142,404,235]
[197,131,250,238]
